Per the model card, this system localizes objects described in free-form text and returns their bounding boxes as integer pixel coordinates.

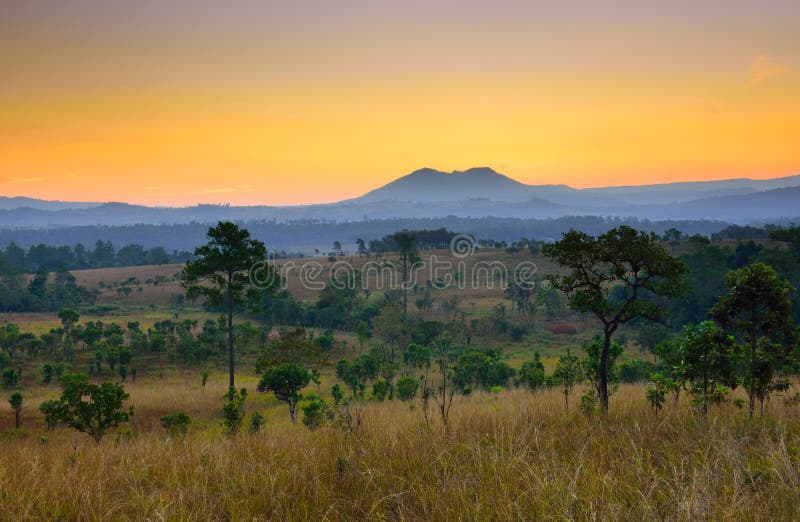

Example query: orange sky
[1,1,799,206]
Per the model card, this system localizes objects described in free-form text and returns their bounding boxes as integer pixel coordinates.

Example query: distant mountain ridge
[2,167,800,227]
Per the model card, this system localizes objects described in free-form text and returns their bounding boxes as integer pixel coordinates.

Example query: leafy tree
[39,373,132,443]
[58,307,80,335]
[9,392,22,429]
[452,348,515,393]
[372,378,389,401]
[258,363,310,423]
[552,349,582,413]
[679,321,738,414]
[543,226,686,411]
[517,352,546,391]
[254,328,327,373]
[181,221,274,388]
[395,376,419,401]
[712,263,797,417]
[391,231,418,317]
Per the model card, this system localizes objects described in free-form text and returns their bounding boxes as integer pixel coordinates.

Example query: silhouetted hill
[1,167,799,227]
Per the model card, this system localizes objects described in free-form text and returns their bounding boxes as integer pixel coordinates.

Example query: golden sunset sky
[1,1,799,205]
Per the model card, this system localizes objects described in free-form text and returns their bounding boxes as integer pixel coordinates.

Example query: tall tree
[712,263,797,417]
[391,231,418,317]
[181,221,271,388]
[543,226,686,411]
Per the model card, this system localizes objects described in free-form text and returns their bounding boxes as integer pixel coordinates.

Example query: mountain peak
[357,166,528,202]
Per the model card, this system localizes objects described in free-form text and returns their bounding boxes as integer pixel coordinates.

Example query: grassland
[1,380,799,520]
[3,249,798,520]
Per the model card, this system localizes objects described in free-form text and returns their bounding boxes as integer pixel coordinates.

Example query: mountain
[1,167,799,228]
[356,167,570,203]
[353,167,800,206]
[0,196,99,211]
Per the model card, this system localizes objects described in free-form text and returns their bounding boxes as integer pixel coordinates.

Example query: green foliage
[371,378,389,401]
[544,226,687,411]
[645,383,666,413]
[580,389,597,417]
[301,399,330,429]
[553,349,582,413]
[249,411,265,433]
[258,363,311,423]
[2,368,20,389]
[452,348,515,393]
[331,384,344,405]
[221,387,247,434]
[517,352,546,391]
[255,328,328,372]
[712,263,797,416]
[678,321,738,414]
[395,377,419,401]
[181,221,273,388]
[617,359,658,383]
[160,412,191,436]
[9,391,22,428]
[38,373,132,443]
[582,337,623,398]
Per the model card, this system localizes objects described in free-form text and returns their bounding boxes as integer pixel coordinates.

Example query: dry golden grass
[1,381,799,520]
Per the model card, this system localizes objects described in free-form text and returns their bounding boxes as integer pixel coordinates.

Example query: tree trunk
[599,331,611,412]
[748,337,756,418]
[289,402,296,423]
[402,256,408,317]
[228,274,235,390]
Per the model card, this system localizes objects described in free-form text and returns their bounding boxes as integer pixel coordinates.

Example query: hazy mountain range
[2,167,799,229]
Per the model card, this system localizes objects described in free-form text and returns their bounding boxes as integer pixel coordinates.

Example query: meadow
[1,380,798,520]
[2,236,799,521]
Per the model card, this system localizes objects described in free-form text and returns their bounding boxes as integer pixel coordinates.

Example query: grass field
[5,250,797,520]
[1,381,798,520]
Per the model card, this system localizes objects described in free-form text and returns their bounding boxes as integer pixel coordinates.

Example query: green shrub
[302,399,329,430]
[395,377,418,402]
[160,412,191,436]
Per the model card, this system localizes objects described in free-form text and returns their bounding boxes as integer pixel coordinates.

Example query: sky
[1,0,799,206]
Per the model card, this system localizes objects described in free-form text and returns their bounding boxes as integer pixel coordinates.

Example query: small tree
[396,377,419,402]
[258,363,310,423]
[517,352,546,391]
[9,392,23,429]
[39,373,132,443]
[553,349,582,414]
[680,321,738,414]
[222,387,247,434]
[712,263,797,417]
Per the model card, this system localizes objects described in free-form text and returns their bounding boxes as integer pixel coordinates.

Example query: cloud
[747,54,791,87]
[8,177,45,183]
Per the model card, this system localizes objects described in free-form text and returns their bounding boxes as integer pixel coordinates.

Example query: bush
[395,377,418,401]
[618,359,658,383]
[222,388,247,434]
[302,399,329,430]
[160,412,191,436]
[249,412,265,433]
[580,389,597,417]
[372,378,389,401]
[331,384,344,404]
